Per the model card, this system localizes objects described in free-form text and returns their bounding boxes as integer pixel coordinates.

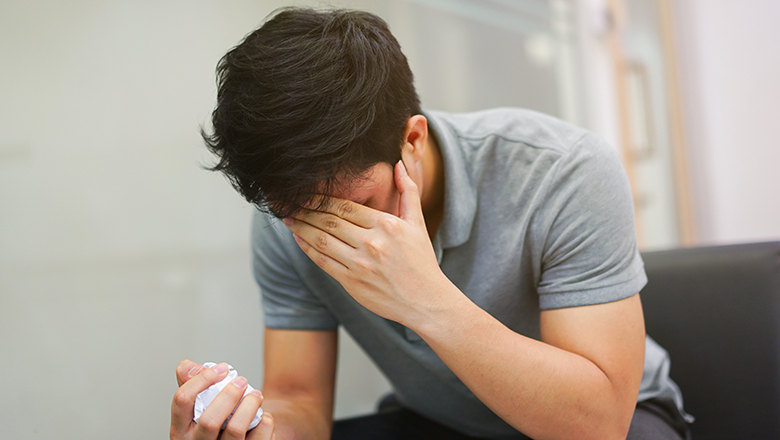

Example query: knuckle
[314,253,330,268]
[224,423,244,438]
[336,200,353,217]
[353,258,372,272]
[248,391,264,405]
[351,276,371,291]
[315,233,329,250]
[323,217,339,231]
[172,388,191,408]
[221,383,241,400]
[364,238,385,258]
[378,216,400,232]
[198,417,222,434]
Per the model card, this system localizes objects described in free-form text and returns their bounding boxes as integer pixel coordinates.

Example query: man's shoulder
[425,107,590,155]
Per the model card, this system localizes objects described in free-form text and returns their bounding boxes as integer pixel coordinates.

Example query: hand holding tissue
[193,362,264,430]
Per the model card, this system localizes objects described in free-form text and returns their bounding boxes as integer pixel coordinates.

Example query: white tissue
[193,362,263,430]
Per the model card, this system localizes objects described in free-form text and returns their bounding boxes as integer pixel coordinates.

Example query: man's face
[329,162,401,216]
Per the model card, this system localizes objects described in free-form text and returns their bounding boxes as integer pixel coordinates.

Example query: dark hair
[202,7,421,218]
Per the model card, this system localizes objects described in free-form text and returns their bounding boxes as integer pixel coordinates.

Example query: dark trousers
[332,398,690,440]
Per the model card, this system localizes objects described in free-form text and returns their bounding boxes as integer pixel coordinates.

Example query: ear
[402,115,428,161]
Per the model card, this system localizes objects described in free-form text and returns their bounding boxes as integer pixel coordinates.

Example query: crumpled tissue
[193,362,263,430]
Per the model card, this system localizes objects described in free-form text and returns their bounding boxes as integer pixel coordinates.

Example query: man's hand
[282,160,452,327]
[170,360,276,440]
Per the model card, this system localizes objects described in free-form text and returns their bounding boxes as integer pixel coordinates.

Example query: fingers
[293,209,364,248]
[394,160,423,223]
[176,359,204,387]
[283,217,354,271]
[171,362,230,435]
[289,229,351,278]
[248,413,276,440]
[221,389,264,440]
[304,195,376,228]
[193,376,250,439]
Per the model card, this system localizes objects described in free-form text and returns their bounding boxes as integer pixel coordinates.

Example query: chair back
[641,242,780,440]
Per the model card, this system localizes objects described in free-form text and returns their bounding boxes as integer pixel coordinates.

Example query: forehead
[328,162,395,203]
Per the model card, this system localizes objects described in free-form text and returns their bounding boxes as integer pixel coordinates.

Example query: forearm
[260,394,332,440]
[261,328,337,440]
[411,284,640,440]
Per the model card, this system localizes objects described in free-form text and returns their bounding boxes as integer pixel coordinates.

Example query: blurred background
[1,0,778,438]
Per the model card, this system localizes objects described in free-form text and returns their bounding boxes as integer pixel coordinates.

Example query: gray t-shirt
[252,108,687,437]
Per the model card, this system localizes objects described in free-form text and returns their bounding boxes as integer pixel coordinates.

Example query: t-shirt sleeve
[535,133,647,310]
[252,210,339,330]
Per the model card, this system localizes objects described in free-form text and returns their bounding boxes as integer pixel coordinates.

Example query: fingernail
[398,160,408,175]
[213,363,229,375]
[232,376,247,388]
[187,365,203,377]
[283,217,293,225]
[250,389,263,398]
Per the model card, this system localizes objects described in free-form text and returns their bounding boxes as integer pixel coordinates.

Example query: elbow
[608,418,633,440]
[574,401,635,440]
[598,375,641,440]
[596,403,635,440]
[572,419,630,440]
[525,404,634,440]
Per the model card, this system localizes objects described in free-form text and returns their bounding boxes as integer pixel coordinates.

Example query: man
[170,7,690,440]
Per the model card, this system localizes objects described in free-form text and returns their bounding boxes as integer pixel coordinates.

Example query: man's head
[202,7,422,218]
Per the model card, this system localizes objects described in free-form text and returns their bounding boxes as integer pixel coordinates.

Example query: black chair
[641,241,780,440]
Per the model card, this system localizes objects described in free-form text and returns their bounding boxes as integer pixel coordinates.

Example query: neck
[421,135,445,239]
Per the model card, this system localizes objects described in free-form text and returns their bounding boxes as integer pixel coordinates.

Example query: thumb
[176,359,204,387]
[395,159,423,223]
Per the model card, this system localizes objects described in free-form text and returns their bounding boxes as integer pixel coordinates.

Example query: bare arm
[261,328,338,440]
[415,291,645,440]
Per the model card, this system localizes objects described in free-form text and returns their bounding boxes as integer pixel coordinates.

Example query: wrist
[405,277,480,342]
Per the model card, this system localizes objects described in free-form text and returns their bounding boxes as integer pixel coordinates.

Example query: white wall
[0,1,262,265]
[673,0,780,245]
[0,2,393,439]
